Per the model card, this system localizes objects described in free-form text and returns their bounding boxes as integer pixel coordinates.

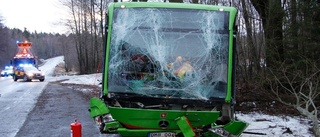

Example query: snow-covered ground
[39,56,65,76]
[41,56,314,137]
[238,113,312,137]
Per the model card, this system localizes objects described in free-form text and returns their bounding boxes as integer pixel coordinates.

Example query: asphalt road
[0,76,48,137]
[14,82,107,137]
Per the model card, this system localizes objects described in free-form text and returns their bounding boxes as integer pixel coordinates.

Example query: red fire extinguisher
[70,118,82,137]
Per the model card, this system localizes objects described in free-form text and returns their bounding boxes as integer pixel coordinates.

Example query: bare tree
[0,15,16,67]
[61,0,107,74]
[250,0,284,68]
[0,17,9,67]
[268,60,320,136]
[237,0,265,79]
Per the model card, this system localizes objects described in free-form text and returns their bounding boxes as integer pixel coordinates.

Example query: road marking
[4,106,10,110]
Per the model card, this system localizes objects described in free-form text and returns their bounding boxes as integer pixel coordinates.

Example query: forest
[0,28,76,71]
[0,0,320,135]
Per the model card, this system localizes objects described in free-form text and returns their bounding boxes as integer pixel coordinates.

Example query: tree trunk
[251,0,284,68]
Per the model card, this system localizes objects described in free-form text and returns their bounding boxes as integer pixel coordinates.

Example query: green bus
[89,2,247,137]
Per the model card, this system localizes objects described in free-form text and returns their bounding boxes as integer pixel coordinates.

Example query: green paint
[89,2,248,137]
[89,97,109,117]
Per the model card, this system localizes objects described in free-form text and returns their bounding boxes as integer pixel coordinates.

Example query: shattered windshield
[108,7,230,100]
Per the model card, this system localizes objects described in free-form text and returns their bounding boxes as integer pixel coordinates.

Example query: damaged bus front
[89,2,247,137]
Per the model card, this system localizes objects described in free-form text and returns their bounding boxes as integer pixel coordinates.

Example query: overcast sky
[0,0,68,34]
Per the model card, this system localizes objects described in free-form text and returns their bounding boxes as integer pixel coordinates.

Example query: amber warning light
[17,42,32,48]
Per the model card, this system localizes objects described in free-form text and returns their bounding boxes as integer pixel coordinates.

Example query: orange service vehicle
[11,41,36,67]
[11,41,38,81]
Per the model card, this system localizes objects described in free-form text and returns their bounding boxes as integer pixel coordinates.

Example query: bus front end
[89,2,247,137]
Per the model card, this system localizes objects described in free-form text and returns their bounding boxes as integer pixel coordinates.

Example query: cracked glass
[108,7,230,100]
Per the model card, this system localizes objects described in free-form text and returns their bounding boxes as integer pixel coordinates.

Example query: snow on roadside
[237,112,312,137]
[60,73,102,85]
[39,56,64,76]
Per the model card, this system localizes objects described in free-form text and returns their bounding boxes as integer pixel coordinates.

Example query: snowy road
[0,77,48,137]
[0,56,64,137]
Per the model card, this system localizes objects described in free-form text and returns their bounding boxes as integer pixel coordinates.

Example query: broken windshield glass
[108,8,230,100]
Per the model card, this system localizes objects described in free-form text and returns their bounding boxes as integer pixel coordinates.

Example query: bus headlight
[94,114,115,125]
[102,114,115,123]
